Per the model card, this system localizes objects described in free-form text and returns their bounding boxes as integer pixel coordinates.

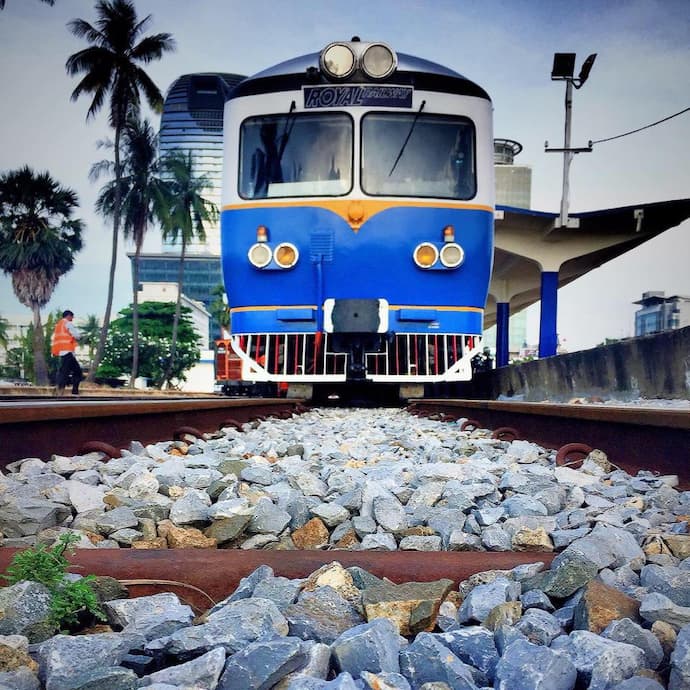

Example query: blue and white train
[220,38,494,398]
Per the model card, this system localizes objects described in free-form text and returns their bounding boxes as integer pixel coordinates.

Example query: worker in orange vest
[51,310,83,396]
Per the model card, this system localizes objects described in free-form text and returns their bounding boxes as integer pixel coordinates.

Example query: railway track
[0,396,302,468]
[407,398,690,487]
[0,396,687,610]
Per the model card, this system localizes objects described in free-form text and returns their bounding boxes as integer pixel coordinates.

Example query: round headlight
[440,243,465,268]
[413,243,438,269]
[361,43,397,79]
[321,43,356,79]
[275,242,299,269]
[248,243,272,268]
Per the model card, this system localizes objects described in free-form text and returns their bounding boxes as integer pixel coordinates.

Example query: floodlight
[551,53,576,80]
[577,53,597,86]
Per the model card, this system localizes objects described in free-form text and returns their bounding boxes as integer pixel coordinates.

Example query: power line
[591,106,690,144]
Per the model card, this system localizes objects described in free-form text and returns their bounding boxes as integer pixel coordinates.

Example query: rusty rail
[0,548,555,612]
[408,399,690,486]
[0,397,304,468]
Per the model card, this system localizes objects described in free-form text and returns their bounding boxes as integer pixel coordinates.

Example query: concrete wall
[445,326,690,402]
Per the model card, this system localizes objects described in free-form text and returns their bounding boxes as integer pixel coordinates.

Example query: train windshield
[239,112,353,198]
[361,113,476,199]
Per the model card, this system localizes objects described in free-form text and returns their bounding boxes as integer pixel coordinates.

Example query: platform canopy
[485,197,690,329]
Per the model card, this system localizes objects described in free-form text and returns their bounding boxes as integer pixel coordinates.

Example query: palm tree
[159,151,218,386]
[0,0,55,9]
[66,0,175,382]
[79,313,101,374]
[0,314,10,360]
[209,284,230,338]
[0,167,84,385]
[91,116,168,385]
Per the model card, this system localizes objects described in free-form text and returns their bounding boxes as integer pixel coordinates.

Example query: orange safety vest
[51,318,77,356]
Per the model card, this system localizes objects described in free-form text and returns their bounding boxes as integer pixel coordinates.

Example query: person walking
[51,310,83,396]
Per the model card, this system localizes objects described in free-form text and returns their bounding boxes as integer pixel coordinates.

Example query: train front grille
[233,333,477,380]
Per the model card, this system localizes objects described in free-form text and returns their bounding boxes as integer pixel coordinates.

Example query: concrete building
[634,291,690,336]
[138,282,210,350]
[494,138,532,208]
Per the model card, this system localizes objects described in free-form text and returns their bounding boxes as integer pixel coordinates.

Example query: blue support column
[496,302,510,367]
[538,271,559,358]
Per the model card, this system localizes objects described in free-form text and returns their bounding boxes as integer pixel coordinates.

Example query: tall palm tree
[0,167,84,385]
[159,151,218,386]
[0,0,55,9]
[66,0,174,382]
[91,116,168,385]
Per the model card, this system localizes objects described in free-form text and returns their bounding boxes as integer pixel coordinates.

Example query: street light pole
[545,52,596,228]
[560,78,574,228]
[539,52,597,359]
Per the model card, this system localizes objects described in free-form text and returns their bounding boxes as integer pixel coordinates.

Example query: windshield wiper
[277,100,297,164]
[388,99,426,176]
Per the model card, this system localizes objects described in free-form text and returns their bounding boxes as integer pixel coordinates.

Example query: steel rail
[408,398,690,485]
[0,548,555,612]
[0,397,303,468]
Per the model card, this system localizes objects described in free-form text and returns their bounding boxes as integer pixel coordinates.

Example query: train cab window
[239,113,353,198]
[361,113,476,199]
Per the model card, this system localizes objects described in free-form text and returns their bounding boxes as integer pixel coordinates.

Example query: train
[218,38,494,400]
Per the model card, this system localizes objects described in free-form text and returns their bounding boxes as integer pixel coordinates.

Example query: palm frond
[131,33,176,63]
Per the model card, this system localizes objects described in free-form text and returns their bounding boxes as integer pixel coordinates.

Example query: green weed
[3,532,106,633]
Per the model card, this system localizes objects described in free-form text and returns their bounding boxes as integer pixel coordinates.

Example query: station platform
[487,197,690,363]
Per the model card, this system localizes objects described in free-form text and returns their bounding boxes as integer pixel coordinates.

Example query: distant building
[634,291,690,336]
[494,138,532,208]
[131,253,222,344]
[137,276,214,350]
[159,72,245,255]
[138,282,214,392]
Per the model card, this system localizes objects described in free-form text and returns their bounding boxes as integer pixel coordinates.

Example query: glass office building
[159,72,245,254]
[634,291,690,336]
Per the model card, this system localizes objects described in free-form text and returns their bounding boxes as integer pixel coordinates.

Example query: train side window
[361,113,476,200]
[239,113,353,199]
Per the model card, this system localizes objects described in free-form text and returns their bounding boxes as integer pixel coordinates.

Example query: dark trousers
[57,352,83,394]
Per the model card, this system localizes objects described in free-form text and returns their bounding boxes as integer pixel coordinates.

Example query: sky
[1,0,689,352]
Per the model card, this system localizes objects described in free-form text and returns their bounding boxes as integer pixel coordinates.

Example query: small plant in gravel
[3,532,106,632]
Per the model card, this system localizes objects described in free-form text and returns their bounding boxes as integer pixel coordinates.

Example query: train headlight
[275,242,299,269]
[248,242,272,268]
[413,243,438,269]
[321,43,356,79]
[439,243,465,268]
[361,43,397,79]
